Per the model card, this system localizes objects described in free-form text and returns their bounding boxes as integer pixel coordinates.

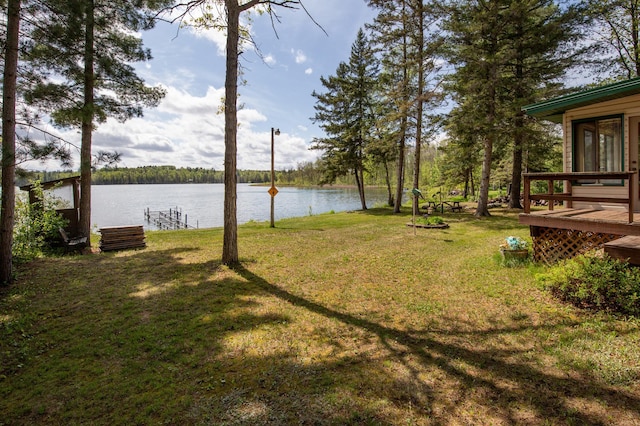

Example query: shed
[20,176,82,237]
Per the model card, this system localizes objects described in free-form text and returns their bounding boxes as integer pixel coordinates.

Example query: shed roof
[19,176,80,192]
[522,77,640,123]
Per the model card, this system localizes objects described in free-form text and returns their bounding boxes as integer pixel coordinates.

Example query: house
[521,78,640,263]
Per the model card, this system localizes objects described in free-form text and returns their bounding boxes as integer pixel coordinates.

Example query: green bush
[537,253,640,316]
[13,182,69,263]
[416,215,444,225]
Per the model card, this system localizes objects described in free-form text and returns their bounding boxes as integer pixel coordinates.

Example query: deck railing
[523,171,637,223]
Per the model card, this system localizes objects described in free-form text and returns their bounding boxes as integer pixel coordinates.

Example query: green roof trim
[522,77,640,123]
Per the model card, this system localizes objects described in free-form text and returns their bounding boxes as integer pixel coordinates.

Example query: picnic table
[421,200,462,214]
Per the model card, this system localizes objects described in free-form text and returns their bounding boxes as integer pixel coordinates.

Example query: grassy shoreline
[1,207,639,424]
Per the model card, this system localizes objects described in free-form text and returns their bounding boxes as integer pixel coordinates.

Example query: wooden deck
[520,172,640,262]
[519,208,640,236]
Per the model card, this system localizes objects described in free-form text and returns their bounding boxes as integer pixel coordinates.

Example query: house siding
[563,93,640,208]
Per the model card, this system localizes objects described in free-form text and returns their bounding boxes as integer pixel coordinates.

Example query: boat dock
[144,207,196,230]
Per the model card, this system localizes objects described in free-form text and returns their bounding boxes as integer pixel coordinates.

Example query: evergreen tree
[441,0,584,215]
[23,0,169,243]
[502,0,586,208]
[367,72,398,206]
[1,0,21,283]
[367,0,444,214]
[442,0,509,217]
[311,29,380,210]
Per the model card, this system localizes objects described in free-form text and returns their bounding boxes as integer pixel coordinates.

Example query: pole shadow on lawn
[233,263,640,425]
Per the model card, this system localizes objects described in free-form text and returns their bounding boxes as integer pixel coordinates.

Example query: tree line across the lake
[19,162,383,187]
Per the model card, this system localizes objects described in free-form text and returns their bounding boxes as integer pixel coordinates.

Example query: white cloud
[305,68,313,75]
[170,2,255,56]
[189,26,227,56]
[293,49,307,64]
[264,54,276,66]
[29,82,316,172]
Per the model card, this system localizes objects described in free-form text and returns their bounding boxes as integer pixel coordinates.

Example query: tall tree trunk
[463,168,470,198]
[222,0,240,265]
[476,136,493,217]
[509,111,524,209]
[509,21,524,210]
[79,0,95,243]
[394,133,405,213]
[470,168,475,198]
[355,167,367,210]
[0,0,20,283]
[412,3,425,217]
[384,159,393,206]
[394,1,409,214]
[475,64,496,218]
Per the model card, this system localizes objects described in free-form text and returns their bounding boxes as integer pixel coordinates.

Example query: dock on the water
[144,207,196,230]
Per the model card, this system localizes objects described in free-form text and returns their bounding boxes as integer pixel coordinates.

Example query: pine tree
[502,0,586,208]
[311,29,380,210]
[1,0,21,283]
[23,0,169,243]
[442,0,510,216]
[367,0,444,214]
[443,0,586,214]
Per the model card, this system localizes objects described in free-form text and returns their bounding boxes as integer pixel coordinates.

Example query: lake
[90,184,394,230]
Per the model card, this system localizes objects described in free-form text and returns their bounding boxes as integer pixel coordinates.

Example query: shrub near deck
[539,253,640,316]
[1,208,639,425]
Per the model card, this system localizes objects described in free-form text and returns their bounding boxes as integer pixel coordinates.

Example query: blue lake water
[90,183,393,230]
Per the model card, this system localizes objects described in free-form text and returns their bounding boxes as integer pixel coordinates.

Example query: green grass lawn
[1,207,639,425]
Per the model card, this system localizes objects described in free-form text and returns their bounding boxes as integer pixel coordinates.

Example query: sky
[30,1,378,172]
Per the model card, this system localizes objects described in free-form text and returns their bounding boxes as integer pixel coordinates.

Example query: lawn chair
[59,228,88,252]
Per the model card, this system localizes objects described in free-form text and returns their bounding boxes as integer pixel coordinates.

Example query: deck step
[604,236,640,265]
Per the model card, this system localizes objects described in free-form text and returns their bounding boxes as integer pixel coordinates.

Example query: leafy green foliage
[588,0,640,79]
[13,182,69,263]
[24,0,169,128]
[538,253,640,316]
[415,215,444,225]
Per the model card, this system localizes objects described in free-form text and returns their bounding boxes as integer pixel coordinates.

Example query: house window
[573,116,622,174]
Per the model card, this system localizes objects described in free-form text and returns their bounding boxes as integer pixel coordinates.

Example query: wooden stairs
[604,236,640,266]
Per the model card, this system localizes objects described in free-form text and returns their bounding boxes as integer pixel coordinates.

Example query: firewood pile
[99,225,146,252]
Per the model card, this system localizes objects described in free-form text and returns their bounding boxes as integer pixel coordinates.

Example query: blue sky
[39,1,377,172]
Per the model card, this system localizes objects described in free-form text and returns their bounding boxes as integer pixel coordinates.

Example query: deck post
[547,179,554,211]
[629,171,636,223]
[523,175,530,213]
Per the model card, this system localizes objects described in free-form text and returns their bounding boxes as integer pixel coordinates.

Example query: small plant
[416,215,444,225]
[537,252,640,316]
[500,236,528,251]
[13,181,69,263]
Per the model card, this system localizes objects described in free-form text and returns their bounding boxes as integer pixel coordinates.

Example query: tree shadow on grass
[233,263,640,425]
[4,246,639,424]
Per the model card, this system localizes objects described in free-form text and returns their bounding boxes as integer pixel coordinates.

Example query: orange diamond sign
[268,186,279,197]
